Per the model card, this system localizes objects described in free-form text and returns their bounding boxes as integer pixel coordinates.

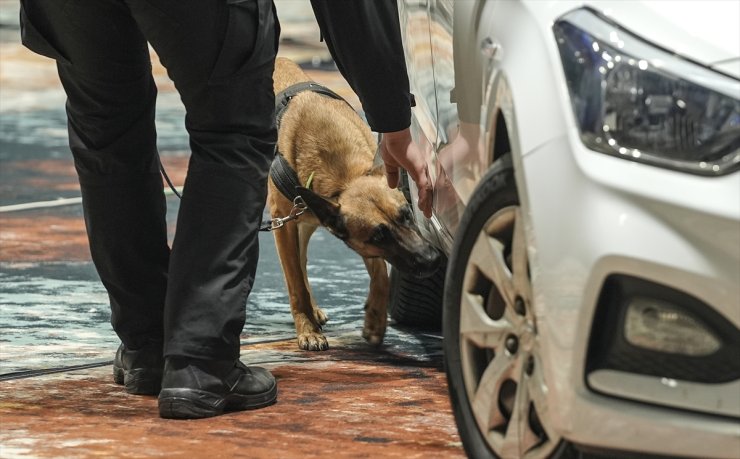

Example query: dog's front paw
[362,302,387,347]
[298,331,329,351]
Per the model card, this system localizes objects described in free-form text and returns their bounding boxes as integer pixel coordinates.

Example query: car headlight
[554,8,740,175]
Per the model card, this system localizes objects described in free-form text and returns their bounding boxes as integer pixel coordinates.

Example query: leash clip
[263,196,308,232]
[290,196,308,218]
[269,217,286,231]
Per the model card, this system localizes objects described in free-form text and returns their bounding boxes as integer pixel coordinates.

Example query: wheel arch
[477,58,572,444]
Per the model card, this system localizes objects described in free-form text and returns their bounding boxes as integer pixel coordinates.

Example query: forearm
[310,0,413,133]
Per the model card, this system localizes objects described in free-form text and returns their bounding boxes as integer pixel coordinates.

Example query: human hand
[379,128,432,218]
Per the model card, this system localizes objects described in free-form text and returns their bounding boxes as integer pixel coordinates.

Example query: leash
[158,81,353,232]
[259,195,308,232]
[157,154,301,232]
[158,154,182,199]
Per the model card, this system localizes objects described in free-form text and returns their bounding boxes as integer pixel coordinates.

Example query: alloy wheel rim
[458,206,560,458]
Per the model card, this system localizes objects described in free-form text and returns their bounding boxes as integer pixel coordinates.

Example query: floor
[0,3,465,458]
[0,338,463,458]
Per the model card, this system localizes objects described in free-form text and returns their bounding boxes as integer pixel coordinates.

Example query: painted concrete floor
[0,4,465,458]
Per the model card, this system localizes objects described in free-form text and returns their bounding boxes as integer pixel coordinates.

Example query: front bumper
[522,132,740,457]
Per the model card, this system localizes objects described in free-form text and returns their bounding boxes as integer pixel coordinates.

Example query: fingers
[415,166,433,218]
[418,189,432,218]
[384,150,432,218]
[392,144,432,218]
[385,163,400,189]
[381,128,434,218]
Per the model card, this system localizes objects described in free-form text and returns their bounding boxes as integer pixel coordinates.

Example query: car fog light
[624,297,721,356]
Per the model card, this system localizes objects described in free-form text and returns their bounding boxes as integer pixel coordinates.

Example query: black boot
[158,357,277,419]
[112,342,164,395]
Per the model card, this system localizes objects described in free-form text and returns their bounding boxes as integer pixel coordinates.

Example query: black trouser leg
[161,162,268,360]
[20,0,169,349]
[20,0,279,360]
[78,173,169,349]
[127,0,279,360]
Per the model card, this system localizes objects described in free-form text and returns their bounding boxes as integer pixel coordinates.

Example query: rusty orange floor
[0,338,464,458]
[0,5,464,458]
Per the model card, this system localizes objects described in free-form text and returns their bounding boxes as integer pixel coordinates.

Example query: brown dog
[268,58,441,351]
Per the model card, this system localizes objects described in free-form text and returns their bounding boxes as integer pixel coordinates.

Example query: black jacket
[310,0,413,133]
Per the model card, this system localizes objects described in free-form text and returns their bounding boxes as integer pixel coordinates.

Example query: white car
[389,1,740,458]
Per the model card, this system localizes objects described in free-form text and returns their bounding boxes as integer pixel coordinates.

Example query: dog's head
[296,173,442,277]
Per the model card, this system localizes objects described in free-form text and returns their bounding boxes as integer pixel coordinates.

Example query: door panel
[398,0,439,229]
[399,0,437,148]
[429,0,489,235]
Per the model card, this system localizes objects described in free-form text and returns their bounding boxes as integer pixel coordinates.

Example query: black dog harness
[270,81,353,202]
[262,82,355,231]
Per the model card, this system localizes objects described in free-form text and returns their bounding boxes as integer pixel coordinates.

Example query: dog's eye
[369,224,389,244]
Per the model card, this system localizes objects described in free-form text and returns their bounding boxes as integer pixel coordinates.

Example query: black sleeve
[310,0,413,133]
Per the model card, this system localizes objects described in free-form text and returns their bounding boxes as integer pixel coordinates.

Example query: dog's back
[272,58,376,200]
[274,57,309,93]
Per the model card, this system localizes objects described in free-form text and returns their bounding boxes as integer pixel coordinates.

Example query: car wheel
[444,155,572,459]
[388,261,446,329]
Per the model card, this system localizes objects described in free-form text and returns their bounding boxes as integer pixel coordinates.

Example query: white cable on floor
[0,187,183,213]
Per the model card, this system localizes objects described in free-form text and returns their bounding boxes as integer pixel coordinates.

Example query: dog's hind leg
[361,257,389,346]
[273,220,329,351]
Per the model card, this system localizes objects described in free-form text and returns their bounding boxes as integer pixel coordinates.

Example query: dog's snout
[411,245,443,278]
[415,245,440,266]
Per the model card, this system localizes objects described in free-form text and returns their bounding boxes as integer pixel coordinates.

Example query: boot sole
[113,364,162,396]
[158,383,278,419]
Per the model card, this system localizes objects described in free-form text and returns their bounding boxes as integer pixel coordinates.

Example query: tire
[387,167,446,330]
[388,260,446,329]
[443,155,574,459]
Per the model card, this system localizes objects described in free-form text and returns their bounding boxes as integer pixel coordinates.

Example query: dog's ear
[296,186,348,239]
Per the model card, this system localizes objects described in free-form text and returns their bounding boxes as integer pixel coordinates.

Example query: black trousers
[20,0,280,360]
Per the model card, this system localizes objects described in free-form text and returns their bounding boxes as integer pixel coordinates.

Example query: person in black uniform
[18,0,430,419]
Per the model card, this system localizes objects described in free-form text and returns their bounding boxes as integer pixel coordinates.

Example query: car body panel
[524,133,740,429]
[399,0,740,456]
[482,5,740,448]
[598,0,740,65]
[714,58,740,79]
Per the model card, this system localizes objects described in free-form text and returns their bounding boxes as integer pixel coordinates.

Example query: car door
[428,0,489,237]
[397,0,439,222]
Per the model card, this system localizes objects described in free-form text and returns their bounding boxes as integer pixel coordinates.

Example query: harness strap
[270,151,302,202]
[270,81,354,203]
[274,81,353,129]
